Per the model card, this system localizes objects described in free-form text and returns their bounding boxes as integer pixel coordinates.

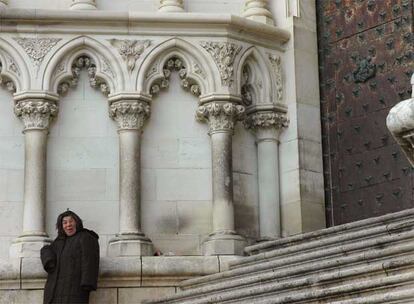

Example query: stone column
[70,0,97,10]
[242,0,274,25]
[158,0,185,12]
[107,95,154,256]
[9,93,59,258]
[245,111,288,240]
[197,101,247,255]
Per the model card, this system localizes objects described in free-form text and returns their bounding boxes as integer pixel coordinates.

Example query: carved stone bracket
[109,100,151,131]
[14,100,58,131]
[150,57,201,97]
[110,39,151,72]
[268,54,283,102]
[196,102,245,134]
[58,55,110,96]
[14,38,60,68]
[200,41,242,87]
[244,111,289,131]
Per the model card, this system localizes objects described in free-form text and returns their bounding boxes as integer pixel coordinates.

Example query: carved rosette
[268,54,283,102]
[244,111,289,131]
[14,100,58,131]
[196,102,245,134]
[58,56,110,96]
[150,57,201,97]
[200,41,242,87]
[109,101,151,131]
[110,39,151,72]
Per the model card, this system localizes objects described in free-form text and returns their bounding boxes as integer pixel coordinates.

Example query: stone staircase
[147,208,414,303]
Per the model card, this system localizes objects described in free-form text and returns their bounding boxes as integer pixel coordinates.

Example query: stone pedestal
[197,101,247,255]
[10,92,58,258]
[242,0,274,25]
[107,95,154,256]
[70,0,97,10]
[158,0,184,12]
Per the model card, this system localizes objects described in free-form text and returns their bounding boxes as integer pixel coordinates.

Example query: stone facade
[0,0,325,302]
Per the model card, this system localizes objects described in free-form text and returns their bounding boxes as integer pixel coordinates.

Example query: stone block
[89,288,117,304]
[147,234,201,257]
[280,169,301,205]
[0,237,14,259]
[21,257,46,289]
[107,238,154,257]
[0,137,24,169]
[141,137,179,169]
[0,289,43,304]
[177,201,212,234]
[99,257,141,287]
[178,137,211,168]
[301,201,326,233]
[0,258,20,289]
[299,169,325,203]
[281,200,303,236]
[6,170,24,202]
[0,170,6,201]
[156,169,211,201]
[0,202,22,235]
[118,287,176,304]
[297,103,322,142]
[298,139,323,173]
[141,169,156,201]
[142,201,178,235]
[104,168,119,201]
[202,234,247,256]
[279,139,300,173]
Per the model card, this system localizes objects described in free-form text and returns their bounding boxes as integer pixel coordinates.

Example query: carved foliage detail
[110,39,151,72]
[0,61,16,93]
[14,38,60,67]
[200,41,242,87]
[268,54,283,102]
[241,65,253,106]
[150,57,201,97]
[58,56,110,96]
[244,111,289,130]
[109,101,150,130]
[196,102,245,133]
[14,100,58,130]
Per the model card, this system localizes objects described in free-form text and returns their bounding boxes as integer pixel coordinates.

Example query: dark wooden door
[317,0,414,226]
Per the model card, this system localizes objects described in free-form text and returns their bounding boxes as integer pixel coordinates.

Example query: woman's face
[62,216,77,236]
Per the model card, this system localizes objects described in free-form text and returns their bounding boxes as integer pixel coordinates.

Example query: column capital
[242,0,274,25]
[158,0,185,13]
[109,100,151,131]
[196,102,245,134]
[13,93,59,132]
[244,110,289,131]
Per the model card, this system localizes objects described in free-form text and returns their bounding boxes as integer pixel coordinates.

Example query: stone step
[235,209,414,269]
[179,228,414,291]
[328,286,414,304]
[154,254,414,304]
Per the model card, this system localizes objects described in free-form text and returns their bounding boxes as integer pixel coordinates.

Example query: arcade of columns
[0,0,291,257]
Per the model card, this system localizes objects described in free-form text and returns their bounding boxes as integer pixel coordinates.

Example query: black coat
[41,229,100,304]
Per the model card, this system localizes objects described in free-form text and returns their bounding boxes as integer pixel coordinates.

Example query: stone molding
[14,99,58,131]
[200,42,242,87]
[14,38,60,68]
[109,39,151,72]
[158,0,185,13]
[244,111,289,131]
[109,100,151,131]
[70,0,96,10]
[196,102,245,134]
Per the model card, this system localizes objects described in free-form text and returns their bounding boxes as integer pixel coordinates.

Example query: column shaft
[22,130,48,236]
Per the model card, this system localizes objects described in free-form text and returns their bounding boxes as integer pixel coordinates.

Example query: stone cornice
[0,10,290,49]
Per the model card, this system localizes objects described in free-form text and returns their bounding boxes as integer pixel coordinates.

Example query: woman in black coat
[41,210,100,304]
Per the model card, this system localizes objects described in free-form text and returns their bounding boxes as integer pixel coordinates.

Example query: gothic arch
[0,38,30,93]
[43,36,125,95]
[137,37,216,96]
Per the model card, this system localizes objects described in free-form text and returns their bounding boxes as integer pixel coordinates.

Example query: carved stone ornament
[196,102,245,134]
[109,100,150,130]
[353,56,376,83]
[244,111,289,130]
[0,61,16,93]
[268,54,283,102]
[14,100,58,130]
[241,65,253,106]
[14,38,60,67]
[110,39,151,72]
[58,55,110,96]
[6,55,20,76]
[150,57,201,97]
[200,41,242,87]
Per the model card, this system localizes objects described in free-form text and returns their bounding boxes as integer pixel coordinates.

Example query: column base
[9,234,52,258]
[108,234,154,257]
[70,1,96,10]
[201,231,247,256]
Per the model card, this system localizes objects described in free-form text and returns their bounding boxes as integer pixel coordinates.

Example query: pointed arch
[236,46,278,107]
[43,36,125,95]
[0,38,30,93]
[137,37,216,96]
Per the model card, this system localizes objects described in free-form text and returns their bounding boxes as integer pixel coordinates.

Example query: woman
[41,210,100,304]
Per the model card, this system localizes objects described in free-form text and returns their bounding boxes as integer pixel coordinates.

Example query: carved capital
[109,100,151,131]
[200,41,242,87]
[110,39,151,72]
[244,111,289,131]
[14,100,58,131]
[196,102,245,134]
